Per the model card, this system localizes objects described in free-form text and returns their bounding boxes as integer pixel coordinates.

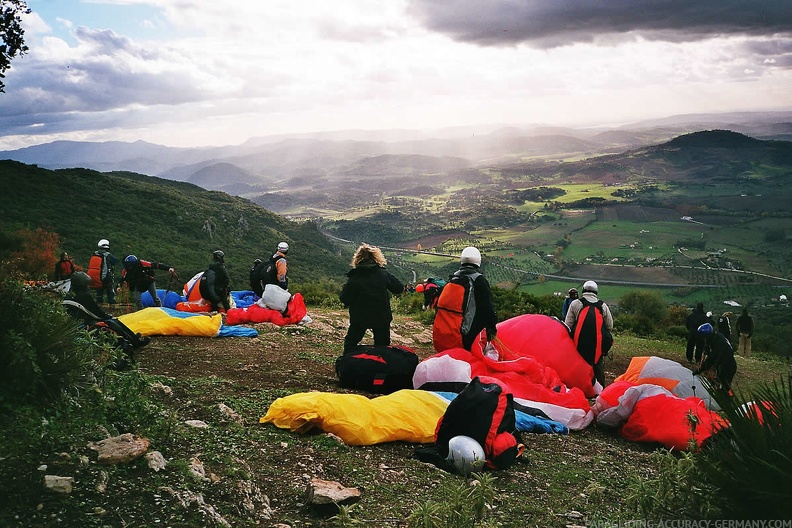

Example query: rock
[146,451,168,472]
[305,477,361,507]
[160,486,231,527]
[96,470,108,493]
[325,432,345,445]
[150,381,173,398]
[88,433,150,465]
[218,403,244,425]
[44,475,74,494]
[189,457,206,480]
[184,419,209,428]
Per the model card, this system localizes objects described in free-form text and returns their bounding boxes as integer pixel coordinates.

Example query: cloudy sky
[1,0,791,150]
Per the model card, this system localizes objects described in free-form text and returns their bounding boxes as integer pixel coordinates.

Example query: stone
[146,451,168,472]
[305,477,361,506]
[184,419,209,428]
[218,403,244,425]
[44,475,74,494]
[88,433,150,465]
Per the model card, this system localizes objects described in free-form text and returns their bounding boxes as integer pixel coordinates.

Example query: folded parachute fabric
[494,314,599,398]
[592,381,728,451]
[414,347,593,430]
[231,290,258,309]
[615,356,720,411]
[261,389,569,446]
[117,307,256,337]
[141,289,185,309]
[225,293,308,327]
[261,389,449,445]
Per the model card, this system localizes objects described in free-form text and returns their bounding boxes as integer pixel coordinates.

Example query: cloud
[407,0,792,48]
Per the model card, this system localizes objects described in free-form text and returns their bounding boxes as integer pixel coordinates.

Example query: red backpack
[432,272,480,352]
[571,297,614,365]
[434,376,524,470]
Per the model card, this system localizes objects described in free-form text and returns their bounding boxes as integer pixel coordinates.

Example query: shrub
[0,279,100,407]
[695,375,792,519]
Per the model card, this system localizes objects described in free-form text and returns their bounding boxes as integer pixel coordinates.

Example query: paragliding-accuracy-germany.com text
[587,520,792,528]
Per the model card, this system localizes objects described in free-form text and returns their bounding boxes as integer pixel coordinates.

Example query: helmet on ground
[446,435,486,477]
[124,255,138,266]
[460,246,481,266]
[98,239,110,250]
[582,280,598,293]
[70,271,91,290]
[277,242,289,253]
[697,323,714,337]
[213,249,225,262]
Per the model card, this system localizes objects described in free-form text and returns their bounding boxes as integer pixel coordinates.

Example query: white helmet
[582,280,598,293]
[277,241,289,253]
[460,246,481,266]
[98,239,110,249]
[446,435,486,476]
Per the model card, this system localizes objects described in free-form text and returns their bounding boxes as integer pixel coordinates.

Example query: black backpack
[262,254,284,286]
[434,376,523,470]
[335,345,419,394]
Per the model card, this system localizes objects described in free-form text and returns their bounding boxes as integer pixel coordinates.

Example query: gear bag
[432,271,480,352]
[434,376,524,470]
[261,254,284,286]
[87,252,110,289]
[335,344,419,394]
[571,297,613,366]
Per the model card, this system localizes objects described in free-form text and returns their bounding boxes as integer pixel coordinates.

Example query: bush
[294,278,344,308]
[696,375,792,519]
[0,279,101,407]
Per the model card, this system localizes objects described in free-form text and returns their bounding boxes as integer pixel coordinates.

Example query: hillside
[0,161,354,287]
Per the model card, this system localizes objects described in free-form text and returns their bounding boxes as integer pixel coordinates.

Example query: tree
[0,0,29,93]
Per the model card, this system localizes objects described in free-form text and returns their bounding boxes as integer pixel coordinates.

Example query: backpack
[335,344,419,394]
[56,259,74,279]
[261,254,284,286]
[87,252,109,288]
[571,297,613,366]
[432,271,480,352]
[434,376,523,470]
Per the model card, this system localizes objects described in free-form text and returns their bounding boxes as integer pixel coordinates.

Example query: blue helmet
[697,323,714,336]
[124,255,138,266]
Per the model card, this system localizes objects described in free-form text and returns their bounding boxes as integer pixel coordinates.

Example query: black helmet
[253,258,262,265]
[70,271,91,291]
[213,250,225,262]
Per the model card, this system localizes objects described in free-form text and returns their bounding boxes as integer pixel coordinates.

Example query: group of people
[684,302,756,393]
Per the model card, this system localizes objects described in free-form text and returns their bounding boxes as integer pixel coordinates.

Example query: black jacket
[339,264,403,328]
[455,264,498,347]
[686,308,710,337]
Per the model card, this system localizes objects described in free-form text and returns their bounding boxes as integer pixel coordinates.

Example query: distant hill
[187,162,265,191]
[0,161,354,287]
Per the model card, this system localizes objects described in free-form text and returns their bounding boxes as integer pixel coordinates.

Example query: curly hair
[351,243,387,268]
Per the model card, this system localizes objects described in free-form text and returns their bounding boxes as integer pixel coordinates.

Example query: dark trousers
[686,335,704,363]
[343,321,391,354]
[594,360,606,387]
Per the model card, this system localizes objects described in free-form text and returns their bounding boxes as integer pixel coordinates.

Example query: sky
[1,0,792,150]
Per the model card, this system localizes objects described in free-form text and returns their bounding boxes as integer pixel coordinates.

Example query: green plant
[0,279,99,407]
[406,472,498,528]
[696,375,792,519]
[623,449,717,520]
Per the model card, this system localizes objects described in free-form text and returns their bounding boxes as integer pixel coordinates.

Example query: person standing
[200,250,231,312]
[261,242,290,291]
[564,280,614,388]
[120,254,175,309]
[433,246,498,352]
[87,239,119,304]
[717,311,733,343]
[54,252,76,281]
[249,258,264,296]
[561,287,578,320]
[685,303,710,363]
[339,244,404,353]
[693,323,737,394]
[736,308,754,358]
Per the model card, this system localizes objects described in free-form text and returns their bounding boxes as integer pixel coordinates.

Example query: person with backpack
[249,258,264,296]
[561,287,578,320]
[261,242,289,291]
[120,254,175,309]
[422,278,441,310]
[199,250,231,312]
[693,322,737,394]
[54,252,76,281]
[432,246,498,353]
[685,302,710,363]
[87,239,119,305]
[339,244,404,353]
[564,280,613,388]
[62,271,150,367]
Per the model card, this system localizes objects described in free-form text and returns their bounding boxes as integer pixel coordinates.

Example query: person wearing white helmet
[564,280,613,388]
[259,242,290,291]
[86,238,119,305]
[434,246,498,352]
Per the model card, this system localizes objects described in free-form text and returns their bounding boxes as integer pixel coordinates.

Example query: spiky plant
[697,375,792,519]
